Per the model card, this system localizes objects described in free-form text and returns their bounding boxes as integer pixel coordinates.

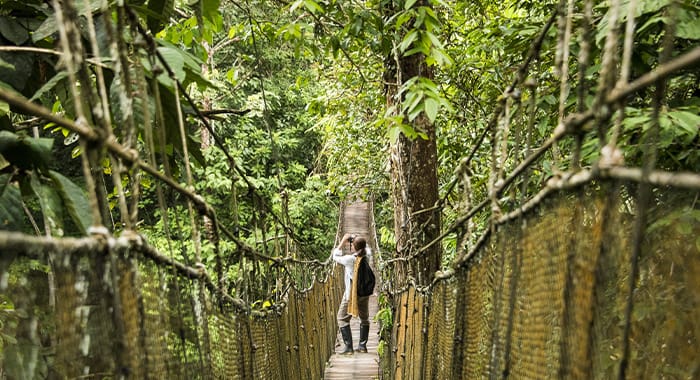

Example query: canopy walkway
[324,201,381,380]
[1,1,700,379]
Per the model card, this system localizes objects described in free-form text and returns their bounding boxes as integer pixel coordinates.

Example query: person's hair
[353,237,367,256]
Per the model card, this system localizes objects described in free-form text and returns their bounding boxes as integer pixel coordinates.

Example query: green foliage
[395,4,452,67]
[0,128,93,235]
[0,131,52,172]
[614,106,700,170]
[46,171,93,234]
[146,0,176,35]
[1,0,697,303]
[286,175,338,259]
[374,292,393,376]
[0,174,27,232]
[400,76,453,125]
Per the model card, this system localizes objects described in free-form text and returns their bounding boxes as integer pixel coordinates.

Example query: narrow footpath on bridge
[324,201,381,380]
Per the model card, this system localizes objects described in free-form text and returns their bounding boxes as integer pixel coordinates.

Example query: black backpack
[356,256,375,297]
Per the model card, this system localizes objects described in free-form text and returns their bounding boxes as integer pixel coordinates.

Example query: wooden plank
[325,200,382,379]
[324,293,381,379]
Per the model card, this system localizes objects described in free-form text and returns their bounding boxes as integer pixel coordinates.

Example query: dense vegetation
[1,0,698,278]
[0,0,698,377]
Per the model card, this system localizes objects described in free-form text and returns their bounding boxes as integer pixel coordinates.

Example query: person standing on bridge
[332,233,372,355]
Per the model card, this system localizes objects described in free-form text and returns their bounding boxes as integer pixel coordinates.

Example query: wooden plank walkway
[324,293,381,379]
[324,201,381,379]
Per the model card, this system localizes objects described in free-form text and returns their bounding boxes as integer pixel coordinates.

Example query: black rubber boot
[357,324,369,353]
[338,325,354,355]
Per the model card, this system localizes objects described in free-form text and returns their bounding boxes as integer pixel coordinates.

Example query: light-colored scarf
[348,255,363,316]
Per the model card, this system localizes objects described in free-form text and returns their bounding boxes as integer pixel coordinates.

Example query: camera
[348,234,356,243]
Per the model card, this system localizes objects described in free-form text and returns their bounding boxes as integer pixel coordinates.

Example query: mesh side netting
[0,247,343,379]
[387,181,699,379]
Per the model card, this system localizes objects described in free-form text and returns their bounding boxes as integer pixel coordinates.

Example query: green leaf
[424,97,439,123]
[30,175,64,236]
[0,59,13,70]
[399,123,418,138]
[668,110,700,134]
[675,8,700,40]
[157,47,186,83]
[542,94,557,105]
[29,71,68,102]
[0,81,9,117]
[0,174,26,232]
[399,30,419,53]
[0,131,53,171]
[403,90,423,116]
[289,0,304,12]
[48,171,93,234]
[407,102,423,121]
[0,16,29,45]
[395,11,413,30]
[421,6,439,23]
[156,40,213,90]
[404,0,418,10]
[32,0,105,42]
[425,31,442,49]
[32,15,57,42]
[201,0,221,24]
[0,51,34,92]
[417,76,438,92]
[386,115,402,143]
[0,101,7,118]
[404,46,425,57]
[428,47,453,67]
[71,146,81,159]
[0,333,17,345]
[147,0,175,35]
[304,0,324,14]
[637,14,663,36]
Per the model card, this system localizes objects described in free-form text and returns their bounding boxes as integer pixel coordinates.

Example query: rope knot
[112,230,142,251]
[546,175,563,189]
[88,225,110,238]
[194,262,207,276]
[599,144,625,169]
[553,122,567,137]
[124,147,140,165]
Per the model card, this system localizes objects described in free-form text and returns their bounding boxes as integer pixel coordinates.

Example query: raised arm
[332,233,355,265]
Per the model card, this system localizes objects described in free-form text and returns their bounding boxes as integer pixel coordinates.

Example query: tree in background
[382,0,446,286]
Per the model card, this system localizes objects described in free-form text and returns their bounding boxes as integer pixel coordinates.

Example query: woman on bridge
[332,233,372,355]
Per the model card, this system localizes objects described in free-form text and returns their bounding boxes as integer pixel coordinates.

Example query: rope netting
[380,0,700,378]
[0,0,699,378]
[388,185,699,379]
[0,0,343,378]
[0,233,343,378]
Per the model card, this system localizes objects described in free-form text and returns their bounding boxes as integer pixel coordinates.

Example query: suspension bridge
[1,1,700,379]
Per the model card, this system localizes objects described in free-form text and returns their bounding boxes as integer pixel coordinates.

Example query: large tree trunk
[385,4,441,287]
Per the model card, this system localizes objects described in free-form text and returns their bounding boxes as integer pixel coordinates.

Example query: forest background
[0,0,698,283]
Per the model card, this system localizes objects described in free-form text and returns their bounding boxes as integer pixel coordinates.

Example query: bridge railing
[379,1,700,378]
[0,231,343,378]
[0,0,344,377]
[387,182,699,379]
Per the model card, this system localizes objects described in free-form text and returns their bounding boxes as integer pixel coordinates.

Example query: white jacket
[332,248,372,300]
